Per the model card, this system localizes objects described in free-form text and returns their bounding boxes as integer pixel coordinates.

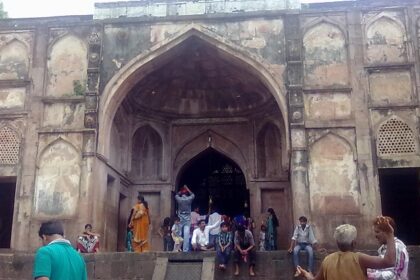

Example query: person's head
[137,193,144,202]
[260,224,266,232]
[174,216,180,225]
[84,224,92,231]
[299,216,308,226]
[163,217,171,227]
[178,185,189,196]
[236,224,246,237]
[267,208,275,216]
[198,219,206,230]
[38,220,64,245]
[193,206,200,213]
[333,224,357,252]
[373,216,395,245]
[220,222,229,233]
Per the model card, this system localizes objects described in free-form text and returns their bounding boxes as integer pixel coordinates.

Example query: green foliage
[73,80,86,96]
[0,2,8,19]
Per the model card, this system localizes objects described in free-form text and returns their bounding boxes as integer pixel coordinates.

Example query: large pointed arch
[98,24,289,158]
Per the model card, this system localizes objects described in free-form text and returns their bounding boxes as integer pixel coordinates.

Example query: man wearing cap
[175,185,195,252]
[33,220,87,280]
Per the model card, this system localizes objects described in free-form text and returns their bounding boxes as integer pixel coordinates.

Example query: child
[126,226,133,252]
[259,224,266,251]
[171,216,184,252]
[158,217,173,251]
[217,222,232,270]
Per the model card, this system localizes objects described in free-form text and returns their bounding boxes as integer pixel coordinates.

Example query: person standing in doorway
[129,193,150,253]
[175,185,195,251]
[265,208,279,250]
[288,216,320,276]
[33,220,87,280]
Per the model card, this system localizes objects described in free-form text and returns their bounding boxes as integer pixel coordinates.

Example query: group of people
[30,184,409,280]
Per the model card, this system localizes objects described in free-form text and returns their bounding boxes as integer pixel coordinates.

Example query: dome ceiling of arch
[125,37,275,118]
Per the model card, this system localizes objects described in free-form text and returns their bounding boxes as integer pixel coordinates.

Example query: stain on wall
[0,40,29,80]
[369,70,412,105]
[303,22,348,87]
[0,88,25,109]
[46,35,88,97]
[366,16,406,64]
[43,103,85,128]
[304,93,351,121]
[308,133,359,215]
[34,139,81,217]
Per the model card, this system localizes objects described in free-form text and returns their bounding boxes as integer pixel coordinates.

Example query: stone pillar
[284,15,311,221]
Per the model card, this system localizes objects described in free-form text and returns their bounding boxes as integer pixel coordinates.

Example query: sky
[2,0,341,18]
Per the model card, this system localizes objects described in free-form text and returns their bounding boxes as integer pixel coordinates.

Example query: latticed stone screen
[377,117,416,156]
[0,126,20,164]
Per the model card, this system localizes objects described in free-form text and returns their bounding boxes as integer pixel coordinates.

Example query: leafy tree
[0,1,8,19]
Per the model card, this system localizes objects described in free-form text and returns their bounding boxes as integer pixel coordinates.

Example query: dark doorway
[0,180,16,248]
[177,148,249,217]
[379,168,420,245]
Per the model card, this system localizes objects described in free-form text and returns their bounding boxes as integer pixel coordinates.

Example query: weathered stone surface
[369,70,412,105]
[303,22,348,87]
[0,88,25,109]
[46,35,88,97]
[304,93,351,121]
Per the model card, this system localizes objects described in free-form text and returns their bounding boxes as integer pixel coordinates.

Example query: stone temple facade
[0,0,419,252]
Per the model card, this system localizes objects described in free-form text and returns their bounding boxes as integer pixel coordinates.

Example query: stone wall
[1,249,419,280]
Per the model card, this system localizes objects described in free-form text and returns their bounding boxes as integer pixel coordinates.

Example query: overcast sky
[2,0,341,18]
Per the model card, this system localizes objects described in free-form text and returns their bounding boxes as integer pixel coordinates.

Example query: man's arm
[35,278,49,280]
[191,229,198,245]
[33,248,51,280]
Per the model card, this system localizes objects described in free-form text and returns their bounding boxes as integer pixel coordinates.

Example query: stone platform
[1,249,419,280]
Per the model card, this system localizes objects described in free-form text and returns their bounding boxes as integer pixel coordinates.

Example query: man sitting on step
[191,219,221,251]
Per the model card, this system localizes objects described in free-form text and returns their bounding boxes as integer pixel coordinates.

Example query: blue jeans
[216,246,232,265]
[180,220,191,252]
[293,243,314,272]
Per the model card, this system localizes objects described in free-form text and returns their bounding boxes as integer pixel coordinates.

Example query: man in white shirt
[208,206,222,247]
[191,219,221,251]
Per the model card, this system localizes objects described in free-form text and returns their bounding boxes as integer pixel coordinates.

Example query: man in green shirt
[33,220,87,280]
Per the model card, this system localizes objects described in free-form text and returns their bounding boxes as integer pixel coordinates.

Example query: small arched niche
[366,17,406,63]
[0,40,29,80]
[34,139,81,217]
[308,133,359,215]
[303,22,348,87]
[131,125,163,180]
[256,122,282,178]
[46,35,88,97]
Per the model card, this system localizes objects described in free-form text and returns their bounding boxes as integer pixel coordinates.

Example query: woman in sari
[129,193,151,252]
[265,208,279,251]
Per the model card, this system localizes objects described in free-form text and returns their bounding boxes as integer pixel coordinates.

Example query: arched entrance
[95,26,292,251]
[177,148,249,217]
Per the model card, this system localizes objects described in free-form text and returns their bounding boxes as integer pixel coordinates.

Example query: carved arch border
[35,136,82,168]
[302,17,348,43]
[130,122,166,180]
[308,130,357,161]
[46,32,88,58]
[98,23,289,159]
[173,129,249,189]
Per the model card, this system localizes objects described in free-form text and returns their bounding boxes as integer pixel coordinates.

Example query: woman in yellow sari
[129,194,150,252]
